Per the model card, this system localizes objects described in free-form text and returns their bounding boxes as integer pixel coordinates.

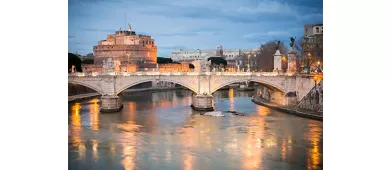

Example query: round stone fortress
[93,24,157,65]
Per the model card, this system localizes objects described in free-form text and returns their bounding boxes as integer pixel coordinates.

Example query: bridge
[69,70,316,112]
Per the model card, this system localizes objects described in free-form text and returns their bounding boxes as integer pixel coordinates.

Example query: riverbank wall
[297,80,323,112]
[252,97,322,121]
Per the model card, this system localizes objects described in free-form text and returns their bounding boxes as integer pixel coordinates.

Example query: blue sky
[68,0,322,57]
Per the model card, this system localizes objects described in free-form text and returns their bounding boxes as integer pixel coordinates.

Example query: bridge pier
[100,94,123,113]
[191,94,214,111]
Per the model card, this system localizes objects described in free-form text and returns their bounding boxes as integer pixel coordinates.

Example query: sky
[68,0,323,57]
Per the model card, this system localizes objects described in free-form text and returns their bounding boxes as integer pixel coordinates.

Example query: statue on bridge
[71,65,75,73]
[290,37,296,48]
[103,58,115,73]
[275,41,281,50]
[200,59,211,72]
[114,60,121,72]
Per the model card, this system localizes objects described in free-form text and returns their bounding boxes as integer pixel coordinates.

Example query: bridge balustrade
[68,71,294,77]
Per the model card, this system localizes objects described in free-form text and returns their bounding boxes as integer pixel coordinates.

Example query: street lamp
[253,54,256,72]
[197,49,201,60]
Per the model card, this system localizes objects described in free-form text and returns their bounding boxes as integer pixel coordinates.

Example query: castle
[93,24,157,65]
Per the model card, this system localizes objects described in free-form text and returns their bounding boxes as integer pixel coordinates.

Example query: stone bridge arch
[209,76,287,94]
[115,75,199,95]
[68,79,102,94]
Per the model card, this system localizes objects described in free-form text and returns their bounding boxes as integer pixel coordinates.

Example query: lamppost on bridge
[253,54,256,72]
[197,49,202,60]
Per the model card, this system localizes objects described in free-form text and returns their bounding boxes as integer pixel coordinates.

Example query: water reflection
[92,139,99,161]
[68,90,323,170]
[70,103,86,160]
[306,122,322,170]
[90,99,99,130]
[241,120,264,170]
[228,88,235,112]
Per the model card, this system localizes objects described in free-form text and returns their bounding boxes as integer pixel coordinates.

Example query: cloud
[298,13,323,23]
[158,45,188,50]
[153,27,222,37]
[139,3,300,24]
[68,0,124,6]
[154,32,199,37]
[243,27,303,44]
[244,30,292,39]
[79,28,117,33]
[68,0,323,56]
[236,1,297,15]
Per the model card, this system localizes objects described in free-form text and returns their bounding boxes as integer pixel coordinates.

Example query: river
[68,88,323,170]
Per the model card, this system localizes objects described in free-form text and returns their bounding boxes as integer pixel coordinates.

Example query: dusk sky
[68,0,323,57]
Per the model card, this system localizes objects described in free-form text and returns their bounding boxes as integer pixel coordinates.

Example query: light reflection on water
[69,89,323,170]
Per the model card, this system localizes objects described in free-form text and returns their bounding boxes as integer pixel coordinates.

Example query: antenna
[125,12,126,30]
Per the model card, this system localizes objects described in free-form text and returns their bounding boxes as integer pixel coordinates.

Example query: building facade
[303,24,323,72]
[171,45,261,62]
[93,24,158,65]
[304,24,323,37]
[171,45,261,71]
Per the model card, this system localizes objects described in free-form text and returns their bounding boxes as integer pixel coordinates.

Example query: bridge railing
[68,71,296,77]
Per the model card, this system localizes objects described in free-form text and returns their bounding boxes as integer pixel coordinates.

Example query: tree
[207,57,227,66]
[254,41,288,72]
[294,36,304,56]
[68,53,83,73]
[293,36,304,72]
[82,59,94,64]
[302,35,323,73]
[207,57,227,71]
[189,63,195,69]
[157,57,173,64]
[86,53,94,58]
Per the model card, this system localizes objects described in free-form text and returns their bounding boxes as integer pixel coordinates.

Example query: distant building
[171,45,260,62]
[304,24,323,37]
[93,24,158,65]
[171,45,261,71]
[303,24,323,72]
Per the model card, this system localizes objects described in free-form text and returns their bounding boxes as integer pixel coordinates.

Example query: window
[316,27,319,33]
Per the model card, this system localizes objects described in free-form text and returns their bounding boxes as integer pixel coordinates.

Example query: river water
[68,89,323,170]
